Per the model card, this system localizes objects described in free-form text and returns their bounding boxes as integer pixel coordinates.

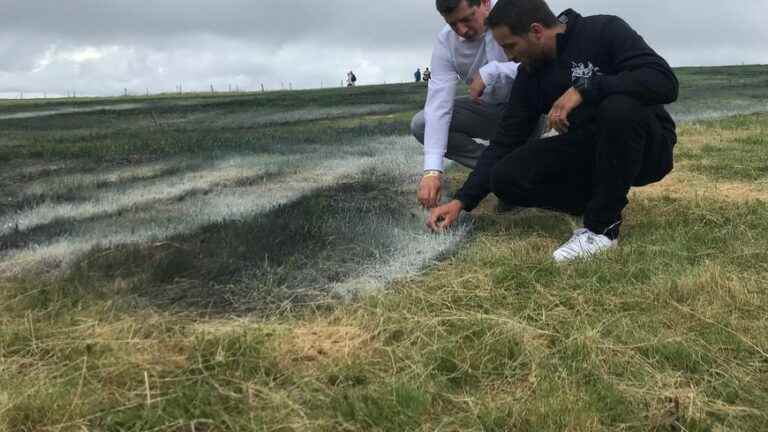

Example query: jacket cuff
[455,191,480,213]
[581,75,608,104]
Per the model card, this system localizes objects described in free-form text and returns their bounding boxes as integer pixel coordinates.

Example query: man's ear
[529,23,546,41]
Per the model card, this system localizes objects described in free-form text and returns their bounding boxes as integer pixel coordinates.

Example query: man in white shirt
[411,0,520,209]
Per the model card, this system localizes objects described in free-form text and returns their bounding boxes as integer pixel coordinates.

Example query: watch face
[574,77,589,91]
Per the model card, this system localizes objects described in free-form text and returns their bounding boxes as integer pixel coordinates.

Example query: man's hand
[427,200,464,232]
[469,73,486,103]
[547,87,583,134]
[418,172,442,208]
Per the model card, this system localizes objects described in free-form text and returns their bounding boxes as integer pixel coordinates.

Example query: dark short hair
[486,0,558,35]
[436,0,482,16]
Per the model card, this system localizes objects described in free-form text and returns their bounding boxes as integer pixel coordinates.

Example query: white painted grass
[1,135,471,298]
[330,220,470,299]
[248,104,401,125]
[670,99,768,122]
[0,157,373,276]
[0,103,144,120]
[190,104,402,128]
[20,159,189,197]
[0,160,80,183]
[1,152,320,235]
[325,136,471,298]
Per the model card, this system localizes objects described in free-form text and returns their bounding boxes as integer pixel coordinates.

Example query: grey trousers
[410,96,505,169]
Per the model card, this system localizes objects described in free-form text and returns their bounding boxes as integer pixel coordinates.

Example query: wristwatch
[573,77,590,96]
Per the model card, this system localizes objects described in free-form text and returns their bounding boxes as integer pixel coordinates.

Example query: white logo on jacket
[571,62,601,82]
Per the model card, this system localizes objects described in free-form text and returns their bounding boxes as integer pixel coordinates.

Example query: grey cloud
[0,0,766,97]
[0,1,441,49]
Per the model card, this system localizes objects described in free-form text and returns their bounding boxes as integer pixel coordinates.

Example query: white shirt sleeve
[478,60,519,102]
[423,36,458,172]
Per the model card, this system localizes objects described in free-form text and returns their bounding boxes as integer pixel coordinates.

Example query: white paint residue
[0,103,144,120]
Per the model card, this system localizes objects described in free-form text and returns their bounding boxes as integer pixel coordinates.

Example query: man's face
[492,24,546,69]
[443,0,491,41]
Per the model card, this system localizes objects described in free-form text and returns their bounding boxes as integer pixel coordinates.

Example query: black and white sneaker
[553,228,618,262]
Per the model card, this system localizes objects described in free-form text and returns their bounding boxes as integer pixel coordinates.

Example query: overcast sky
[1,0,766,98]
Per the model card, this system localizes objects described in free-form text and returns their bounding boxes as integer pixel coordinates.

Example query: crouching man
[428,0,679,262]
[412,0,521,209]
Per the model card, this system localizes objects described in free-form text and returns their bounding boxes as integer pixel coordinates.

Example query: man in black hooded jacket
[427,0,678,262]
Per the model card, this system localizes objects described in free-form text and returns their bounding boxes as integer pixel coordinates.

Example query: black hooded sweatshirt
[455,9,679,211]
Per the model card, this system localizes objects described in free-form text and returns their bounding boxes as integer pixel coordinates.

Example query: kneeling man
[428,0,679,262]
[412,0,520,209]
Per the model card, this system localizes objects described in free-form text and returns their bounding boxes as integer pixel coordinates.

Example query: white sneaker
[552,228,618,263]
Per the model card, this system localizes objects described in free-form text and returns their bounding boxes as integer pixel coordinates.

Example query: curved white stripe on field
[20,159,190,197]
[191,104,403,128]
[0,103,145,120]
[0,160,78,183]
[331,223,471,299]
[0,152,320,235]
[1,135,474,298]
[670,99,768,122]
[326,135,471,297]
[246,104,401,125]
[0,156,375,276]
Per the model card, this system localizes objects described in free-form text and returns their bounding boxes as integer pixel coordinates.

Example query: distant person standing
[411,0,520,209]
[422,67,432,82]
[414,68,422,82]
[346,71,357,87]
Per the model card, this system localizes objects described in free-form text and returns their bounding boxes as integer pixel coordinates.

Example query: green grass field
[1,65,767,431]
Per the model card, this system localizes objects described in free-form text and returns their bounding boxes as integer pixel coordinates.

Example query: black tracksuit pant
[489,95,675,239]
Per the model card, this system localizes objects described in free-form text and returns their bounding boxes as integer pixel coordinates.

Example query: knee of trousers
[596,95,645,128]
[410,111,426,144]
[490,161,526,202]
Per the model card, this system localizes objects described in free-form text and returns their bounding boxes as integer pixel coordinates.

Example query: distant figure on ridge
[422,67,432,83]
[346,71,357,87]
[414,68,422,82]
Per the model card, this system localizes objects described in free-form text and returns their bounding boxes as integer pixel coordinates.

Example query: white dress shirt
[423,3,519,172]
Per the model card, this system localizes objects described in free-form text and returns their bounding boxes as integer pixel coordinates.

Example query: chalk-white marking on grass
[181,104,402,128]
[670,99,768,122]
[1,135,474,299]
[0,157,375,276]
[246,104,401,125]
[331,221,471,299]
[1,152,321,235]
[20,159,187,197]
[326,135,472,297]
[0,103,144,120]
[0,160,81,183]
[0,136,416,276]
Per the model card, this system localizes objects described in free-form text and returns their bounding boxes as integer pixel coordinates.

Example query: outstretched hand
[427,200,464,232]
[547,87,583,134]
